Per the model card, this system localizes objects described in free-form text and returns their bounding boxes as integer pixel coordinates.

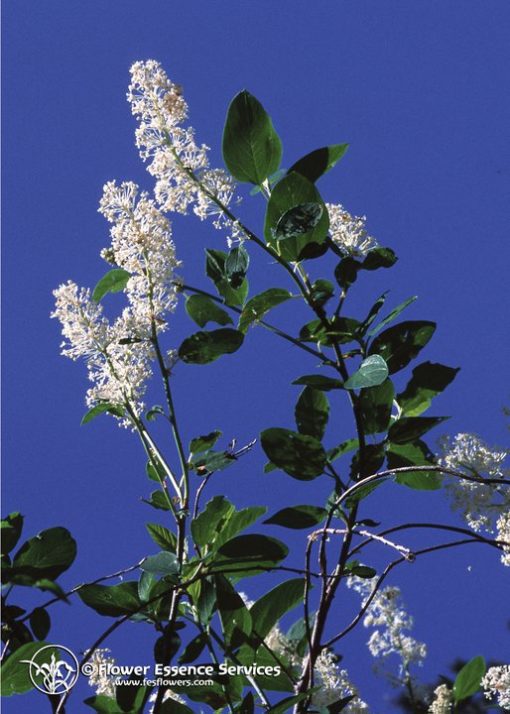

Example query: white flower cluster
[439,433,510,566]
[348,578,427,682]
[326,203,378,257]
[263,623,369,712]
[52,182,179,423]
[428,684,452,713]
[482,665,510,710]
[128,60,243,243]
[85,648,117,698]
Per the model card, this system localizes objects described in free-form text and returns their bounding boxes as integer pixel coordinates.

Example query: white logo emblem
[21,644,79,695]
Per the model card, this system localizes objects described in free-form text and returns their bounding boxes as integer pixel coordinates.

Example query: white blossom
[148,688,185,712]
[439,434,510,566]
[85,648,116,698]
[262,623,369,712]
[482,665,510,709]
[428,684,452,713]
[326,203,378,257]
[53,181,180,424]
[128,59,242,243]
[348,578,426,682]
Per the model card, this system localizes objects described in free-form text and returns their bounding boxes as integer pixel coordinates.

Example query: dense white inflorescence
[482,665,510,710]
[85,648,117,698]
[428,684,452,713]
[439,433,510,566]
[348,578,427,683]
[326,203,378,257]
[52,181,180,424]
[128,60,243,244]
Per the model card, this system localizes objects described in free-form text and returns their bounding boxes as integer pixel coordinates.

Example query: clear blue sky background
[2,2,510,712]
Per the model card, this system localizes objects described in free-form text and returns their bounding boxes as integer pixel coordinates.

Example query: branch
[323,536,505,648]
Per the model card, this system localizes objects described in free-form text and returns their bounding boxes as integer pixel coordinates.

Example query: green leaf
[79,582,141,617]
[146,405,165,422]
[327,695,357,712]
[295,387,329,440]
[29,608,50,640]
[81,402,125,425]
[215,506,268,550]
[178,328,244,364]
[92,269,131,302]
[292,374,343,391]
[11,527,76,582]
[299,317,359,346]
[310,279,335,307]
[264,505,327,529]
[250,579,304,640]
[369,321,436,374]
[185,294,233,328]
[192,496,235,549]
[260,428,327,480]
[387,441,441,490]
[0,641,55,696]
[359,379,395,435]
[344,355,389,390]
[146,523,177,552]
[85,695,126,713]
[141,552,179,576]
[239,692,255,714]
[215,574,252,646]
[179,632,208,664]
[367,296,417,338]
[222,90,282,184]
[267,693,312,713]
[159,700,194,714]
[264,172,329,261]
[143,491,171,511]
[397,361,460,416]
[362,247,397,270]
[1,512,23,555]
[289,144,349,183]
[328,439,359,462]
[191,449,237,476]
[116,683,148,713]
[189,430,222,454]
[225,245,250,288]
[358,292,388,334]
[205,249,248,307]
[138,571,156,603]
[389,416,449,444]
[217,534,288,567]
[345,561,377,579]
[238,288,292,333]
[349,443,386,481]
[453,656,486,702]
[274,202,324,240]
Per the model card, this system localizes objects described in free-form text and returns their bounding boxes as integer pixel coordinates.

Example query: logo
[21,645,79,695]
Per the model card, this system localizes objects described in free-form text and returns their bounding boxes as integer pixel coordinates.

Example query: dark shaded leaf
[367,296,417,338]
[350,443,385,480]
[310,279,335,307]
[274,202,324,240]
[387,441,441,490]
[225,245,250,288]
[292,375,343,391]
[359,379,395,435]
[289,144,349,183]
[192,496,235,549]
[295,387,329,440]
[217,534,288,567]
[1,512,23,555]
[328,439,359,462]
[12,527,76,583]
[397,361,460,416]
[369,321,436,374]
[178,328,244,364]
[79,582,141,617]
[0,642,55,696]
[206,249,248,307]
[29,608,50,640]
[299,317,359,346]
[189,430,222,454]
[389,416,449,444]
[238,288,292,333]
[179,632,208,664]
[264,505,327,529]
[185,294,232,328]
[261,428,327,480]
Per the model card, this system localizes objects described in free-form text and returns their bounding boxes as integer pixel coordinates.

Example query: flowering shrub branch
[1,59,509,714]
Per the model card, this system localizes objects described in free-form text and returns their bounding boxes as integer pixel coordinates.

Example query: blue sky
[2,1,510,711]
